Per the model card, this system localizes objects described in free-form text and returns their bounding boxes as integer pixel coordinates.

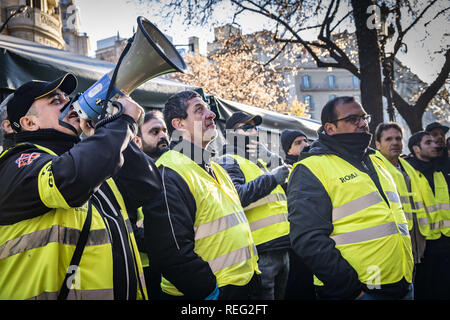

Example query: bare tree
[140,0,449,132]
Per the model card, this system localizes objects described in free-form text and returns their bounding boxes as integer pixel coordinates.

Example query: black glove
[271,165,290,185]
[256,143,283,167]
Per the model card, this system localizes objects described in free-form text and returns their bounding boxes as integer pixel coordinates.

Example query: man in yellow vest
[0,74,161,299]
[425,122,450,187]
[406,131,450,299]
[373,122,428,264]
[143,91,260,300]
[280,129,316,300]
[287,96,414,300]
[216,111,290,300]
[280,129,309,167]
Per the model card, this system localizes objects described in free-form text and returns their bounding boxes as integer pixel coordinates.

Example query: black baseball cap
[7,73,77,132]
[425,122,449,134]
[226,111,262,130]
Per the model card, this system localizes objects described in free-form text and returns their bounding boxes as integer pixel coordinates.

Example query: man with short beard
[131,110,169,299]
[135,111,169,160]
[407,131,450,299]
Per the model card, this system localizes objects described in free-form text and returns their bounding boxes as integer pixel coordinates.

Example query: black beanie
[281,129,306,154]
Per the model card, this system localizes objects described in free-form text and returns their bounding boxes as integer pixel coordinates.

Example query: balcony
[6,7,65,49]
[300,83,360,92]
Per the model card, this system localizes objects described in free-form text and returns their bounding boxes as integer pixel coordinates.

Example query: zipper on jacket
[93,191,131,300]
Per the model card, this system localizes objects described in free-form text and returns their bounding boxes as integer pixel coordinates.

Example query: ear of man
[171,118,184,131]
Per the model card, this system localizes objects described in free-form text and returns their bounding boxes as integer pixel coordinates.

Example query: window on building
[327,75,336,89]
[353,76,360,89]
[303,95,314,111]
[302,75,311,89]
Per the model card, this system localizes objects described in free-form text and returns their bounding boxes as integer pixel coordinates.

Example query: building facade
[207,25,361,120]
[59,0,89,56]
[0,0,89,55]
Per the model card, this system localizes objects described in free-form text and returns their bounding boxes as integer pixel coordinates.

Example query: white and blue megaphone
[70,16,186,121]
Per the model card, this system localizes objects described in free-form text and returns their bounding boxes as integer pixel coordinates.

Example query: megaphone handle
[95,101,124,130]
[100,36,134,120]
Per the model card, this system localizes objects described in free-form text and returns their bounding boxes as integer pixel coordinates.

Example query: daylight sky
[75,0,447,85]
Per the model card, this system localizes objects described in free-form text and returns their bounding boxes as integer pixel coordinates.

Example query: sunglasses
[330,114,371,125]
[234,124,259,132]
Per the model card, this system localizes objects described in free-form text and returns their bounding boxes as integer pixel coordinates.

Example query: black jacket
[284,154,299,166]
[216,143,291,253]
[143,139,219,299]
[287,131,410,299]
[406,156,450,255]
[0,116,162,299]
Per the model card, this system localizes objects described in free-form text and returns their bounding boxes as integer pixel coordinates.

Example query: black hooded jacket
[287,131,411,299]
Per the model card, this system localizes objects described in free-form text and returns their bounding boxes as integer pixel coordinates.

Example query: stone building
[95,32,128,64]
[59,0,89,56]
[95,29,199,64]
[0,0,89,55]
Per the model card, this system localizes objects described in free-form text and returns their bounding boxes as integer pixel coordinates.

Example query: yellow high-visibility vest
[372,151,430,236]
[221,154,289,246]
[410,167,450,240]
[156,150,259,296]
[0,144,146,300]
[136,207,150,268]
[296,154,413,287]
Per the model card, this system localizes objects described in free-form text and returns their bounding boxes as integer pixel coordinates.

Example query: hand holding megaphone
[80,95,144,137]
[118,95,144,124]
[66,16,186,126]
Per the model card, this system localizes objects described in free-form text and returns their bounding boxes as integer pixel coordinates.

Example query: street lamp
[0,5,28,34]
[379,3,396,122]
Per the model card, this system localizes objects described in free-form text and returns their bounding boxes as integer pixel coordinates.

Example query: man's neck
[385,154,399,167]
[415,154,430,162]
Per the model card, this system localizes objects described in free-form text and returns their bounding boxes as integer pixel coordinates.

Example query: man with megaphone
[0,73,162,300]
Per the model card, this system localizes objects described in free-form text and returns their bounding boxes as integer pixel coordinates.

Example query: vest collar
[12,129,80,156]
[169,138,213,166]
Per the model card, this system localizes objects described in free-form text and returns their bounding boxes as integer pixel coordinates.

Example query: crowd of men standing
[0,73,449,300]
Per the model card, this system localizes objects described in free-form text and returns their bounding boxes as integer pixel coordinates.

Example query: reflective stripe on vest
[28,289,114,300]
[0,144,146,300]
[372,152,431,236]
[208,244,256,273]
[0,225,110,260]
[194,211,247,240]
[298,154,413,287]
[331,222,409,246]
[244,193,287,211]
[156,150,259,296]
[223,154,289,246]
[410,169,450,239]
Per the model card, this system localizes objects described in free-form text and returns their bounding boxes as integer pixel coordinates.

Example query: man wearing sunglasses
[216,111,291,300]
[287,96,414,300]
